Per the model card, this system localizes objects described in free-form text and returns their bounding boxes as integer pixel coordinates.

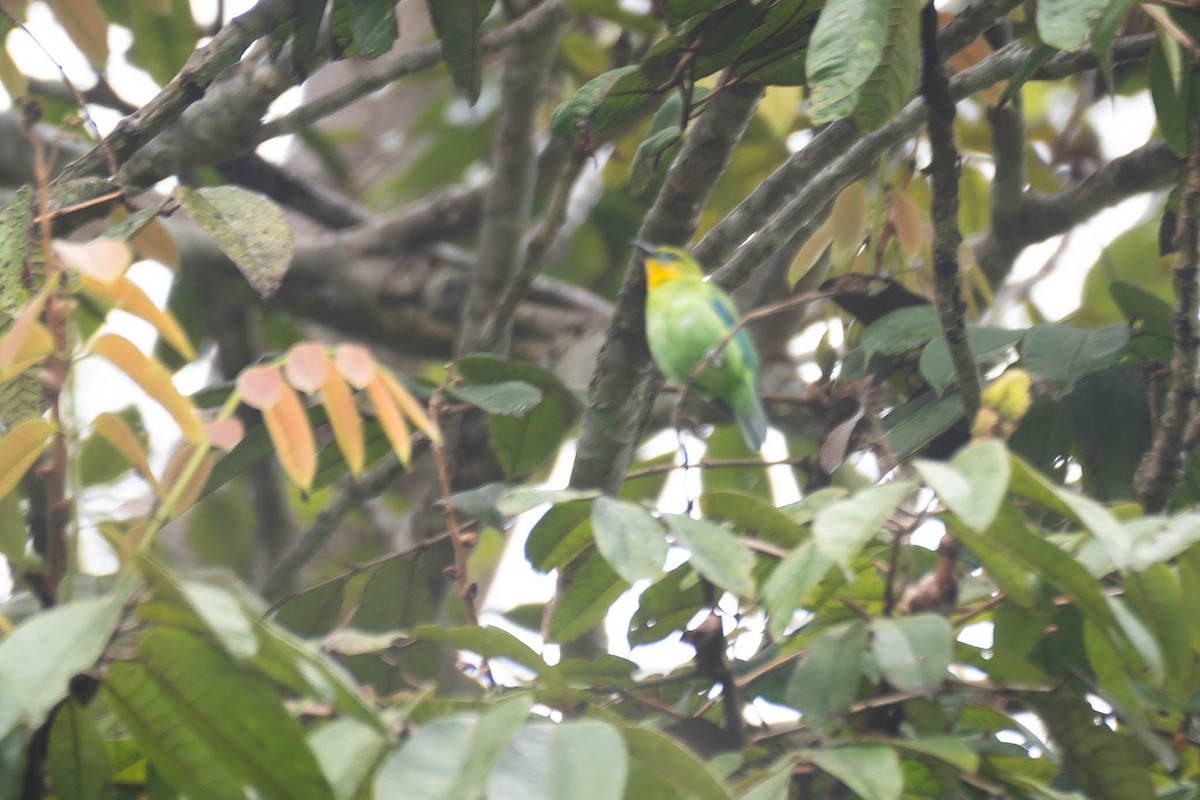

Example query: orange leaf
[237,364,283,409]
[0,289,51,371]
[90,333,203,442]
[54,239,132,285]
[320,360,364,475]
[830,180,867,267]
[335,344,375,389]
[82,275,196,359]
[788,220,833,287]
[284,342,328,393]
[376,368,441,446]
[161,443,215,517]
[263,381,317,489]
[93,411,160,496]
[0,418,55,500]
[366,374,411,466]
[891,191,925,257]
[204,418,245,451]
[0,321,52,381]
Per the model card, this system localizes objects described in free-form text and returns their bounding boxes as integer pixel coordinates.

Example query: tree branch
[56,0,298,182]
[920,2,978,417]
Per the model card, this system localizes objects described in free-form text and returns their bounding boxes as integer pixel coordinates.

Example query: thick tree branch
[56,0,298,182]
[569,82,764,493]
[459,2,567,354]
[920,2,978,417]
[1135,148,1200,512]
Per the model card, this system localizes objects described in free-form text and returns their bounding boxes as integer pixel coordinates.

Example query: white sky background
[0,0,1163,724]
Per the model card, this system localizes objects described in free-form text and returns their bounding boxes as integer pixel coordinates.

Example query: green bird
[634,241,768,451]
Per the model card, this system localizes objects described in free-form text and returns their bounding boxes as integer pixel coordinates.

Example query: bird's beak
[630,240,653,256]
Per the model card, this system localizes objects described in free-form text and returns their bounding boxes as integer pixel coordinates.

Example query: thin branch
[1135,144,1200,511]
[257,0,572,142]
[263,455,407,601]
[57,0,298,182]
[458,2,568,354]
[920,2,979,417]
[218,153,371,229]
[429,394,482,630]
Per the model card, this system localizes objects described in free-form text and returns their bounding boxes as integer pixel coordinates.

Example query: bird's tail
[732,384,768,452]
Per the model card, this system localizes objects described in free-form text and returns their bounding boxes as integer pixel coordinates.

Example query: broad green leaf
[629,564,707,646]
[547,550,629,643]
[591,496,667,584]
[127,0,199,85]
[1020,323,1129,391]
[373,695,532,800]
[813,481,914,566]
[427,0,495,102]
[272,577,347,637]
[852,0,920,130]
[1123,513,1200,571]
[762,540,833,638]
[451,381,543,416]
[915,439,1009,532]
[174,186,293,299]
[664,514,756,596]
[737,761,792,800]
[47,700,110,800]
[347,0,398,58]
[107,628,332,800]
[703,491,806,548]
[805,0,889,122]
[1106,595,1164,685]
[784,621,867,735]
[803,746,902,800]
[550,65,653,140]
[860,306,942,358]
[489,720,627,800]
[310,718,387,800]
[918,327,1024,393]
[869,614,952,692]
[629,124,682,196]
[177,580,259,659]
[412,625,545,673]
[1150,30,1199,158]
[876,736,979,772]
[525,500,594,571]
[882,393,965,462]
[0,582,133,733]
[1037,0,1133,51]
[622,727,733,800]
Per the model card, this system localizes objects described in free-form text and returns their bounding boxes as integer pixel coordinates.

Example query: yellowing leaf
[320,361,364,476]
[0,418,54,500]
[366,375,411,465]
[788,220,834,287]
[161,443,214,516]
[284,342,328,393]
[263,381,317,489]
[0,321,52,381]
[237,364,283,410]
[93,411,160,495]
[46,0,109,68]
[54,239,132,285]
[0,289,51,372]
[81,275,196,360]
[204,418,244,451]
[335,344,374,389]
[90,333,202,442]
[891,190,924,257]
[830,180,868,266]
[376,368,440,445]
[131,218,178,268]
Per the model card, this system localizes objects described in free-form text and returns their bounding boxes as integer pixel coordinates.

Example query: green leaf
[805,0,889,122]
[550,65,653,139]
[860,306,942,358]
[703,491,806,548]
[664,514,756,596]
[525,500,594,571]
[622,727,733,800]
[412,625,545,673]
[174,186,293,299]
[915,439,1010,532]
[852,0,921,131]
[1150,27,1200,158]
[310,718,387,800]
[762,540,833,638]
[1037,0,1133,51]
[784,621,867,735]
[427,0,495,102]
[489,720,628,800]
[629,124,682,196]
[919,327,1024,393]
[591,496,668,584]
[47,700,110,800]
[1020,323,1129,391]
[877,736,979,772]
[0,581,134,733]
[106,628,333,800]
[547,550,629,643]
[629,564,707,646]
[451,381,543,416]
[272,576,347,637]
[1123,512,1200,571]
[126,0,199,85]
[373,695,532,800]
[802,746,902,800]
[737,761,792,800]
[347,0,398,58]
[869,614,952,692]
[813,481,914,566]
[882,393,965,462]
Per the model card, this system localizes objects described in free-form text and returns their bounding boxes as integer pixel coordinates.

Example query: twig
[624,456,809,480]
[257,0,571,142]
[920,1,979,417]
[429,392,481,628]
[1135,136,1200,511]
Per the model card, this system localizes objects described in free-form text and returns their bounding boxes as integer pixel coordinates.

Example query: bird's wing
[705,284,759,376]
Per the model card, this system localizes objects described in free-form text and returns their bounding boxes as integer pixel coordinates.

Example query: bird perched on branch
[634,241,767,451]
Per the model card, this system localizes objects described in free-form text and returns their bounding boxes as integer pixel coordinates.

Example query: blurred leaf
[427,0,495,102]
[785,621,867,735]
[1020,323,1129,392]
[806,0,888,122]
[126,0,199,85]
[591,496,667,584]
[918,327,1024,393]
[525,500,592,571]
[813,481,913,567]
[310,717,386,800]
[451,381,543,416]
[860,306,941,358]
[412,625,544,673]
[91,333,203,441]
[664,514,755,596]
[852,0,920,130]
[47,700,109,800]
[272,578,348,638]
[551,65,653,140]
[702,491,805,548]
[1037,0,1134,51]
[870,614,952,692]
[1150,32,1198,158]
[547,550,629,643]
[763,541,833,638]
[263,379,318,489]
[489,719,628,800]
[882,392,964,461]
[46,0,108,68]
[629,563,707,645]
[915,439,1009,532]
[622,727,732,800]
[803,746,902,800]
[0,417,55,500]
